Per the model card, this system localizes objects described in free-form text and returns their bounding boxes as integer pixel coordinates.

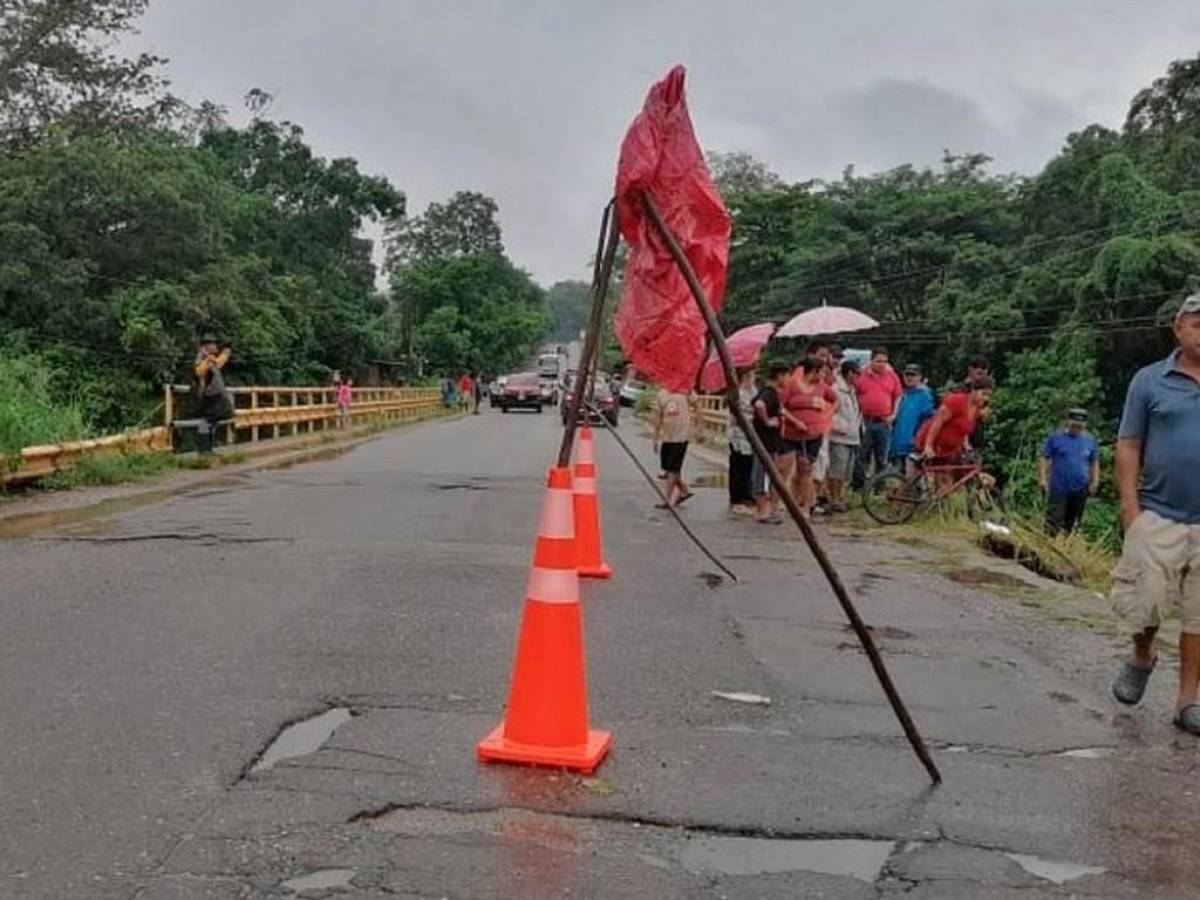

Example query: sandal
[675,491,695,507]
[1112,658,1156,706]
[1175,704,1200,736]
[756,515,783,525]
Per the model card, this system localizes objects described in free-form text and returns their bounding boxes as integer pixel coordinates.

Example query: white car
[619,378,648,408]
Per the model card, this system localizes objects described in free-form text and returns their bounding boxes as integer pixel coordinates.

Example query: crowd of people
[649,340,1107,538]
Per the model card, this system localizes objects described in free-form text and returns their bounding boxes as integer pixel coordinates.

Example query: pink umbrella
[775,301,878,338]
[699,322,776,392]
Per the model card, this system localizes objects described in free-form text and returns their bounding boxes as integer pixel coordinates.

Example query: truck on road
[536,347,569,405]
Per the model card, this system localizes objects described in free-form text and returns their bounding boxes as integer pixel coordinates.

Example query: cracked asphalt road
[2,411,1198,898]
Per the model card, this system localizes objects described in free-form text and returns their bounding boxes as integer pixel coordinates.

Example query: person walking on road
[827,359,862,513]
[779,356,838,517]
[751,364,789,524]
[472,371,483,414]
[193,333,232,455]
[1039,409,1099,535]
[458,372,474,414]
[727,368,756,517]
[652,387,696,510]
[855,347,902,478]
[1110,294,1200,734]
[890,364,936,472]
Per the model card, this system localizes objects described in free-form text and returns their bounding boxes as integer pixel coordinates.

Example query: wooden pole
[641,191,942,785]
[557,200,620,469]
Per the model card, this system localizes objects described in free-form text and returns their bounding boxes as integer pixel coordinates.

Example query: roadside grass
[41,451,179,489]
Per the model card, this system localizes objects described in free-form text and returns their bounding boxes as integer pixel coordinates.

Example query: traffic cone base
[477,725,612,774]
[578,562,613,579]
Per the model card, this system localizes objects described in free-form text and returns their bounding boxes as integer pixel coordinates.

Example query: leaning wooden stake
[642,191,942,785]
[557,201,620,468]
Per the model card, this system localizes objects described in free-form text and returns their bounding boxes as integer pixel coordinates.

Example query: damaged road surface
[0,412,1195,897]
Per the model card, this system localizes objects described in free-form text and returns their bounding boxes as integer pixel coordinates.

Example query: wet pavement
[1,411,1198,897]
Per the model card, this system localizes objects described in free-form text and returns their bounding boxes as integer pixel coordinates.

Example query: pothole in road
[250,707,353,773]
[1004,853,1106,884]
[281,868,356,893]
[680,835,895,882]
[365,806,894,883]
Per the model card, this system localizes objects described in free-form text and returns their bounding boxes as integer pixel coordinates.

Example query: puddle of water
[251,707,352,773]
[0,488,177,540]
[281,868,356,893]
[1057,747,1114,759]
[680,836,895,882]
[1004,853,1105,884]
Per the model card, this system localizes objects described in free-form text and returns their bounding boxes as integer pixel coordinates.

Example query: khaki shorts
[1111,510,1200,635]
[812,436,830,481]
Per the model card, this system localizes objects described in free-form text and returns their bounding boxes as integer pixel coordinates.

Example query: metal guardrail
[165,384,447,445]
[694,395,726,446]
[1,427,171,485]
[2,385,448,485]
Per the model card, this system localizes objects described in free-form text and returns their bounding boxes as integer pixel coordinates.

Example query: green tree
[545,280,591,342]
[0,0,177,148]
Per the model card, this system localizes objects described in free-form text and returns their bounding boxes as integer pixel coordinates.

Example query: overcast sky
[134,1,1200,286]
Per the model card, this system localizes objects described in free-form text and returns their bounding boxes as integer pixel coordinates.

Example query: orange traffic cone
[573,427,612,579]
[477,465,613,773]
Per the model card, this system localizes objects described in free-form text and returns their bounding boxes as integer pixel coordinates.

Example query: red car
[498,372,543,413]
[560,373,619,427]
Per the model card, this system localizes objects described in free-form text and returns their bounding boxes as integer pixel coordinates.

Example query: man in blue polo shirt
[1039,409,1099,535]
[1111,294,1200,734]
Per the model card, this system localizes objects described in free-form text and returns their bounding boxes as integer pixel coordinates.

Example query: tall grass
[0,355,89,467]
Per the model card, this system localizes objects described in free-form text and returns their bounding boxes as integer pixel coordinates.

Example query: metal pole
[557,201,620,468]
[641,191,941,785]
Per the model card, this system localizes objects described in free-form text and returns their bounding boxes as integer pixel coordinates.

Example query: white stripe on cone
[573,476,597,495]
[539,487,575,539]
[576,437,595,464]
[526,565,580,605]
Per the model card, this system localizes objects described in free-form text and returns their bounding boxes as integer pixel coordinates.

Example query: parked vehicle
[488,376,507,407]
[498,372,543,413]
[619,377,648,408]
[561,373,619,427]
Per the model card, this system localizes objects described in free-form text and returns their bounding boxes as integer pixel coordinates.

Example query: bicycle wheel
[966,480,1009,524]
[863,470,924,525]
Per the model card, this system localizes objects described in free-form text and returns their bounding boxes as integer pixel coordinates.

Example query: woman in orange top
[777,356,838,515]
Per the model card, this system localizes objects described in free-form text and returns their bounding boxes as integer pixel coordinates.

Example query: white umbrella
[775,301,878,338]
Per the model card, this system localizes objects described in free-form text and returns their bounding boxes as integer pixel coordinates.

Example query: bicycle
[863,453,1007,525]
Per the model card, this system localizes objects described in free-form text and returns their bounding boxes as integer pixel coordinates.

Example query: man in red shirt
[917,377,994,460]
[855,347,902,477]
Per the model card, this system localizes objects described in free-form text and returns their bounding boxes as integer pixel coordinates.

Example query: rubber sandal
[1175,704,1200,735]
[675,491,695,507]
[1112,659,1156,706]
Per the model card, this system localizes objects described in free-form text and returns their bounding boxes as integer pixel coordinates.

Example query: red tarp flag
[614,65,731,392]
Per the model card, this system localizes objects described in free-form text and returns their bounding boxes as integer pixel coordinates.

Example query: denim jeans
[862,420,891,477]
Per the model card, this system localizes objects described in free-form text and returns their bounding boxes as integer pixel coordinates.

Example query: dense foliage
[0,0,550,436]
[387,190,549,377]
